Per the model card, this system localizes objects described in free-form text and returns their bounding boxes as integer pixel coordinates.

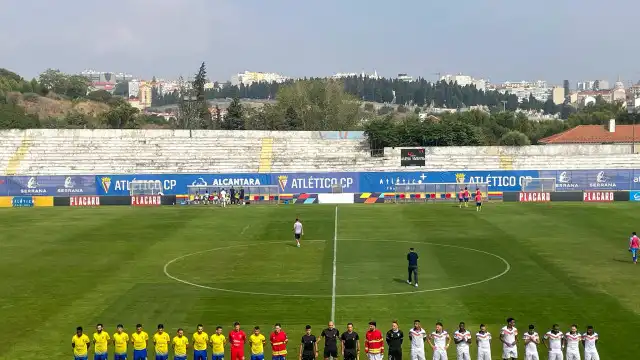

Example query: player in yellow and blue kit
[249,326,267,360]
[113,324,130,360]
[132,324,149,360]
[211,326,227,360]
[193,324,210,360]
[72,327,91,360]
[93,324,111,360]
[154,324,171,360]
[173,328,189,360]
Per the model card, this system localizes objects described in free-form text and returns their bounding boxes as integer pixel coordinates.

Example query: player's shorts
[584,351,599,360]
[631,248,638,257]
[75,356,88,360]
[344,351,357,360]
[272,356,286,360]
[133,349,148,360]
[456,351,470,360]
[463,197,469,202]
[432,350,447,360]
[502,347,517,359]
[476,350,491,360]
[155,354,168,360]
[410,350,425,360]
[213,354,225,360]
[94,353,108,360]
[195,351,208,360]
[302,351,316,360]
[324,348,338,358]
[251,355,265,360]
[368,354,382,360]
[458,198,463,202]
[547,351,562,360]
[231,349,245,360]
[388,349,402,360]
[115,354,128,360]
[566,351,580,360]
[295,233,301,240]
[175,356,187,360]
[525,352,539,360]
[476,202,482,206]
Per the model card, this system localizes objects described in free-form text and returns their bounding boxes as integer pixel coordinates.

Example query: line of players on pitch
[71,318,600,360]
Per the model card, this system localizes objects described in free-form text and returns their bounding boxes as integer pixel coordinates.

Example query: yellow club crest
[455,173,466,183]
[100,177,111,193]
[277,175,288,191]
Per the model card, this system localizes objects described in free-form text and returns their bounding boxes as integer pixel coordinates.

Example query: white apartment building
[577,80,610,91]
[489,80,550,103]
[331,70,380,80]
[440,73,486,91]
[230,71,289,86]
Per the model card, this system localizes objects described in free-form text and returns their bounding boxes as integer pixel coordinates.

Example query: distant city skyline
[1,0,638,83]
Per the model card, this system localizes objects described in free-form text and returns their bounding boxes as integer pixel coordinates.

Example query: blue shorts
[476,202,482,206]
[115,354,127,360]
[194,350,208,360]
[75,356,88,360]
[212,354,225,360]
[134,349,148,360]
[251,355,264,360]
[272,356,285,360]
[175,356,187,360]
[632,248,638,257]
[458,198,463,202]
[95,353,108,360]
[156,355,168,360]
[464,197,469,202]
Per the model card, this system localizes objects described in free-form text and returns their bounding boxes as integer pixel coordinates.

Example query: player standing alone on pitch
[475,190,482,212]
[300,325,318,360]
[294,218,304,247]
[406,248,418,287]
[409,321,426,360]
[582,326,599,360]
[386,321,404,360]
[564,325,581,360]
[428,322,450,360]
[523,325,540,360]
[500,318,518,360]
[453,322,471,360]
[320,322,339,360]
[629,232,639,264]
[365,322,384,360]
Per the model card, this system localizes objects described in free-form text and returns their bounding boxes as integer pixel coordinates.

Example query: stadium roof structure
[539,124,640,144]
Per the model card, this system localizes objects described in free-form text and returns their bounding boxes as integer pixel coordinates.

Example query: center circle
[163,239,510,298]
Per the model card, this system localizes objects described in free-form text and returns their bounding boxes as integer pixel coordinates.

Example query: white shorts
[566,351,580,360]
[476,350,491,360]
[502,347,517,359]
[456,351,470,360]
[548,351,563,360]
[432,350,447,360]
[584,351,599,360]
[525,352,540,360]
[368,354,383,360]
[411,350,425,360]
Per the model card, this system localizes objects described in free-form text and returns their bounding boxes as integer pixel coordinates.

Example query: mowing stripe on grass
[331,206,338,321]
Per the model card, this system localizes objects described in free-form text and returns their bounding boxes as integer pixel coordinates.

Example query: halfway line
[331,206,338,321]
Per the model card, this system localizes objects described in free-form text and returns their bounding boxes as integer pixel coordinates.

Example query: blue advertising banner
[0,176,96,196]
[539,170,632,191]
[359,170,539,192]
[630,191,640,201]
[270,172,359,193]
[11,196,34,207]
[95,174,271,196]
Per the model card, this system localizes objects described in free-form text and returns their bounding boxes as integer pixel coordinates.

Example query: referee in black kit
[406,248,418,287]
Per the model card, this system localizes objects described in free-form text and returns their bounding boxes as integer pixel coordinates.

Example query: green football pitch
[1,203,639,360]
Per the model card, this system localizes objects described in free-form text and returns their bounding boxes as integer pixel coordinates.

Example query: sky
[0,0,637,84]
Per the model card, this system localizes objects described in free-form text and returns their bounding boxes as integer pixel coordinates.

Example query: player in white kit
[453,322,471,360]
[543,324,564,360]
[564,325,581,360]
[220,189,227,207]
[500,318,518,360]
[522,325,540,360]
[581,326,598,360]
[293,218,303,247]
[409,320,427,360]
[427,322,450,360]
[475,325,491,360]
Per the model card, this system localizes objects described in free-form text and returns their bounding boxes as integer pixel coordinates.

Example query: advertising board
[0,176,97,196]
[70,196,101,206]
[271,173,359,193]
[400,148,426,166]
[131,195,162,206]
[583,191,614,202]
[518,192,551,202]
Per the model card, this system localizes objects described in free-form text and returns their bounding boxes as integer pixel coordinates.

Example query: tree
[113,82,129,97]
[87,90,113,103]
[192,62,212,128]
[102,100,139,129]
[223,97,245,130]
[499,130,531,146]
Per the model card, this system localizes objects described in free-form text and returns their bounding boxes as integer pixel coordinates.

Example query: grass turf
[1,203,639,360]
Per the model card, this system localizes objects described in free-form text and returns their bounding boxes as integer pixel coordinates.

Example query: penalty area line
[331,206,338,322]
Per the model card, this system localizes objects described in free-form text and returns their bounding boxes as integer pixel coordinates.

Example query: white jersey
[409,328,427,352]
[430,331,449,351]
[294,221,303,234]
[523,332,539,354]
[475,332,491,351]
[544,331,563,352]
[582,333,598,352]
[220,190,227,198]
[500,326,518,349]
[453,330,471,352]
[564,332,581,352]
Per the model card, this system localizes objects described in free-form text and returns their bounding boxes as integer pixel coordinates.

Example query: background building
[440,73,486,91]
[81,69,132,93]
[230,71,289,86]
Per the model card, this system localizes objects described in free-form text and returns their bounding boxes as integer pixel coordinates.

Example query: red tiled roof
[539,124,640,144]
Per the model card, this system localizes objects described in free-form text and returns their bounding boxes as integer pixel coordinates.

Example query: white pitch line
[331,206,338,321]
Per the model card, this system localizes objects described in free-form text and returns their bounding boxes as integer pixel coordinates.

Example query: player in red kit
[365,321,384,360]
[463,187,470,208]
[230,322,247,360]
[475,191,482,212]
[270,323,289,360]
[458,188,464,208]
